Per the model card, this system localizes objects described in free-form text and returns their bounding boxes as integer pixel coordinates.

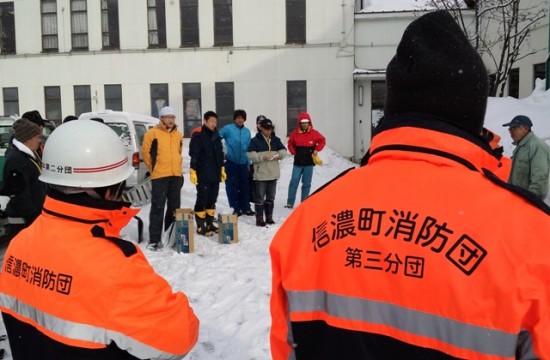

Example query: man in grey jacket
[503,115,550,199]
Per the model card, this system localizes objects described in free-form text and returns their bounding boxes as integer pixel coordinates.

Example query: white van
[78,110,159,188]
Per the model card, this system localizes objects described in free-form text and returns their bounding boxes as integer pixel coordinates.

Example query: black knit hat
[13,118,42,143]
[384,10,488,134]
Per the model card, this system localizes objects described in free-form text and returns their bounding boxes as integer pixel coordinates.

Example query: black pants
[194,181,220,212]
[149,176,183,244]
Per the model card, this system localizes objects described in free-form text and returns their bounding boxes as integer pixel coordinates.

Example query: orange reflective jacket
[0,192,199,359]
[270,119,550,360]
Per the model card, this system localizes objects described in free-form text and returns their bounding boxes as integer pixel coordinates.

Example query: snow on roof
[360,0,434,13]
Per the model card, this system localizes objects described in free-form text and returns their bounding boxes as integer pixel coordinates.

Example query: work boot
[195,211,212,236]
[255,203,266,227]
[264,201,275,225]
[206,208,219,234]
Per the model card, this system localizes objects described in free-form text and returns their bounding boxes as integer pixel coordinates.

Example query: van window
[135,123,148,146]
[106,122,131,147]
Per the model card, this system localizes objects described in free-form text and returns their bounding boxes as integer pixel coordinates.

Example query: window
[180,0,199,47]
[213,0,232,47]
[286,0,305,44]
[183,83,202,136]
[533,63,546,89]
[508,68,519,98]
[215,82,234,128]
[105,84,122,111]
[44,86,62,121]
[150,83,169,118]
[2,87,18,116]
[0,2,16,54]
[101,0,119,50]
[148,0,166,48]
[74,85,91,116]
[371,81,385,130]
[41,0,58,52]
[71,0,88,50]
[286,81,306,136]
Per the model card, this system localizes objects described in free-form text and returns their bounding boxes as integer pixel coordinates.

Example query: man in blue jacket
[219,109,254,216]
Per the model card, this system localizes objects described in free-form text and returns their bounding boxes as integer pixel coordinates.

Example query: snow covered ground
[0,82,549,359]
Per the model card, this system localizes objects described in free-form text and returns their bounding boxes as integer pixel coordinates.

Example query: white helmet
[39,120,134,188]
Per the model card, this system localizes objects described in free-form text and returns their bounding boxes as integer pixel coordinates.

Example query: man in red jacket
[284,112,325,209]
[270,10,550,360]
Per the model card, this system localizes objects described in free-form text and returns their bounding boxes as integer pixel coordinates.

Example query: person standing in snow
[0,120,199,359]
[247,118,287,226]
[502,115,550,200]
[270,10,550,359]
[219,109,255,216]
[189,111,226,236]
[141,106,184,250]
[284,112,326,209]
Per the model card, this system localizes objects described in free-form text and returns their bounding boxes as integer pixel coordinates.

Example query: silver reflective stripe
[0,293,186,360]
[287,290,518,358]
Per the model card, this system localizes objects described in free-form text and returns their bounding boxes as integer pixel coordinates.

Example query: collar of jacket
[158,121,178,133]
[42,190,139,237]
[366,113,501,173]
[514,131,533,147]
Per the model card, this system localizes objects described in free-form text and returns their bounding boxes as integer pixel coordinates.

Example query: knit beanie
[13,118,42,143]
[384,10,488,134]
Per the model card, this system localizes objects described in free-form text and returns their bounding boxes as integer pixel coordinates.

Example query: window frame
[73,85,91,116]
[286,0,306,44]
[213,0,233,47]
[41,0,58,52]
[286,80,307,136]
[180,0,199,48]
[44,86,62,122]
[105,84,123,111]
[508,68,519,99]
[101,0,120,50]
[147,0,167,49]
[182,83,202,137]
[215,82,234,128]
[0,2,16,54]
[150,83,169,118]
[533,63,546,90]
[71,0,89,51]
[2,87,18,117]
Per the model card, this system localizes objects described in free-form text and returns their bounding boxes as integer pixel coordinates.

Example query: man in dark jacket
[0,119,46,244]
[189,111,225,235]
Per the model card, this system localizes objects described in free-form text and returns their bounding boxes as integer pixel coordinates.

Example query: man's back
[270,122,550,359]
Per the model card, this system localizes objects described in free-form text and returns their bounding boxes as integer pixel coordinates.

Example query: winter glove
[190,169,198,186]
[221,167,227,182]
[312,153,323,166]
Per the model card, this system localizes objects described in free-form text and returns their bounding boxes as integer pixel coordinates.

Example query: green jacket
[508,131,550,199]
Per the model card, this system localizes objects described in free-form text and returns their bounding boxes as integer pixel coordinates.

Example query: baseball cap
[260,119,274,130]
[502,115,533,128]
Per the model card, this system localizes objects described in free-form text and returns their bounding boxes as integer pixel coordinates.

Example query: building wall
[0,0,356,159]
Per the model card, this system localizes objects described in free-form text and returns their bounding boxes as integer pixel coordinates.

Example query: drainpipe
[547,0,550,90]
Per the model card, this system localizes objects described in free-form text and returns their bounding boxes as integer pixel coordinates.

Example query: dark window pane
[371,81,385,109]
[0,3,16,54]
[286,0,305,44]
[180,0,199,47]
[71,0,88,50]
[213,0,232,47]
[44,86,62,121]
[148,0,166,48]
[101,0,119,49]
[150,83,169,117]
[508,68,519,99]
[183,83,202,137]
[286,81,306,136]
[42,0,58,52]
[74,85,91,116]
[215,82,234,128]
[105,84,122,111]
[3,87,18,116]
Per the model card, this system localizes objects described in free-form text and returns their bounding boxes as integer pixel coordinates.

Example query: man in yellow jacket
[270,10,550,360]
[141,106,184,250]
[0,120,198,359]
